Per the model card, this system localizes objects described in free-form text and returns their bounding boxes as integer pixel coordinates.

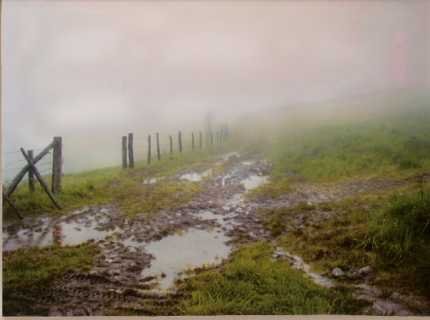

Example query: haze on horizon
[2,0,430,178]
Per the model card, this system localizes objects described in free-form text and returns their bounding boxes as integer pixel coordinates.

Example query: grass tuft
[180,242,363,315]
[3,243,98,315]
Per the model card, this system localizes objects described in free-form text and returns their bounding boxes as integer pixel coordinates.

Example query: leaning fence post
[192,132,195,150]
[122,136,128,169]
[28,149,35,192]
[169,135,173,157]
[51,136,62,194]
[156,132,161,161]
[178,131,183,153]
[199,131,203,149]
[128,132,134,168]
[147,134,152,164]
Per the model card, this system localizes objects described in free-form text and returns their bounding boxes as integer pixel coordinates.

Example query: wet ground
[3,152,429,315]
[3,151,273,315]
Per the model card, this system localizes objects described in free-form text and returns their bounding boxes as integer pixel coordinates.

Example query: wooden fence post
[199,131,203,149]
[128,132,134,168]
[156,132,161,161]
[147,134,152,164]
[191,132,195,150]
[28,149,35,192]
[122,136,128,169]
[178,131,183,153]
[210,132,214,146]
[51,136,62,194]
[6,141,55,197]
[22,148,62,209]
[169,135,173,156]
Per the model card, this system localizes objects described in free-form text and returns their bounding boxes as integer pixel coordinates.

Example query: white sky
[2,0,429,175]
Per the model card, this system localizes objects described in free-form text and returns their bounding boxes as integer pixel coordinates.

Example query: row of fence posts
[121,127,229,169]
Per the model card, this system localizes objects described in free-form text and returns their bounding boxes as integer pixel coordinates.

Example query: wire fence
[130,131,208,163]
[3,149,53,188]
[122,127,229,169]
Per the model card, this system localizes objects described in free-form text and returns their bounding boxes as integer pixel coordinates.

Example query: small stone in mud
[372,300,413,316]
[358,265,373,277]
[331,267,345,277]
[272,247,287,259]
[161,272,166,278]
[140,275,157,282]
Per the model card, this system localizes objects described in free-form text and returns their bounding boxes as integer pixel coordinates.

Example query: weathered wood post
[210,131,214,146]
[128,132,134,168]
[22,148,62,209]
[156,132,161,161]
[199,131,203,149]
[191,132,195,150]
[147,134,152,164]
[178,131,183,153]
[28,149,35,192]
[169,135,173,156]
[122,136,128,169]
[51,136,62,194]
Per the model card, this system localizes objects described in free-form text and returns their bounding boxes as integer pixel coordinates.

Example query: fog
[2,0,429,179]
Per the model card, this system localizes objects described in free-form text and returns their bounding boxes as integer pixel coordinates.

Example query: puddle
[180,169,212,182]
[241,175,269,190]
[3,210,118,251]
[273,248,334,288]
[221,173,233,186]
[196,210,226,225]
[226,193,244,206]
[221,152,240,161]
[143,177,161,184]
[141,228,231,291]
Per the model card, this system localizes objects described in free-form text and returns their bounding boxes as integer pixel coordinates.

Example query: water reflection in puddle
[241,175,269,190]
[180,169,212,182]
[141,228,231,291]
[3,210,117,251]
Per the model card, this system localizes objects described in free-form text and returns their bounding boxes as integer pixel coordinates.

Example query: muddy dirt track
[3,152,430,316]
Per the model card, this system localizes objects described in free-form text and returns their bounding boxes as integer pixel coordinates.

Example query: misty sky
[2,0,430,177]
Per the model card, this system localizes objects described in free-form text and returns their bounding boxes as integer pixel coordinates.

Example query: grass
[275,198,378,273]
[247,177,292,200]
[367,187,430,295]
[114,178,201,218]
[179,242,364,315]
[3,243,98,315]
[3,149,223,221]
[232,104,430,182]
[269,114,430,182]
[264,183,430,298]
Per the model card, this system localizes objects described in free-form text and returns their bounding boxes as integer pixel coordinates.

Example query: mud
[3,152,428,315]
[179,169,212,182]
[3,152,272,315]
